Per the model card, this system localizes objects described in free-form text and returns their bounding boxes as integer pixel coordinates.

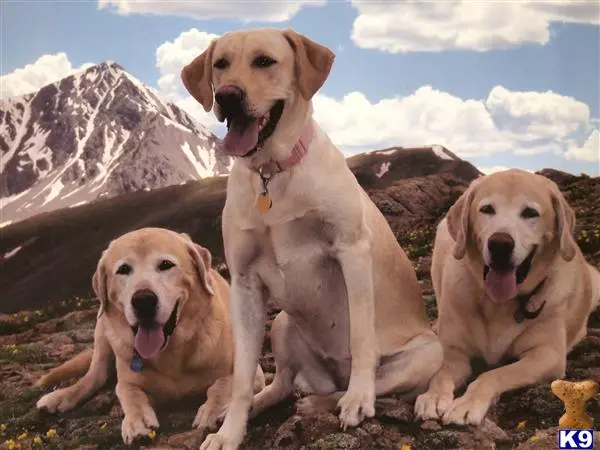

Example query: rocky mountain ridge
[0,61,231,225]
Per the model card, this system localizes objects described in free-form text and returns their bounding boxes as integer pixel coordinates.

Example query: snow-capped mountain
[0,61,231,226]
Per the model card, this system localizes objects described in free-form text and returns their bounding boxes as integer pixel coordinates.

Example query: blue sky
[2,1,599,175]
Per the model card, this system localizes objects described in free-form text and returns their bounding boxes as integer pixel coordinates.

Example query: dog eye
[116,263,132,275]
[521,207,540,219]
[253,55,277,68]
[213,58,229,70]
[158,260,176,271]
[479,205,495,215]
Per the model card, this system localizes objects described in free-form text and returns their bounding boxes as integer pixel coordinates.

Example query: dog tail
[35,348,93,388]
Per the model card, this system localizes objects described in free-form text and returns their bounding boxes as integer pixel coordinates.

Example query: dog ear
[179,232,193,242]
[92,250,108,318]
[446,184,476,260]
[186,242,215,296]
[550,183,577,261]
[282,29,335,101]
[181,40,217,112]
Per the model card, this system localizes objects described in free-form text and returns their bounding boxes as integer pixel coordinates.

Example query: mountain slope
[0,61,231,225]
[0,146,481,313]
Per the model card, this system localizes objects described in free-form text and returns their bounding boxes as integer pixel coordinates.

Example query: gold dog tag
[256,192,272,214]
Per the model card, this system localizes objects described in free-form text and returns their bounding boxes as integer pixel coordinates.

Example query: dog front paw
[336,388,375,430]
[441,393,490,426]
[414,390,454,421]
[36,388,79,413]
[121,406,159,445]
[200,432,238,450]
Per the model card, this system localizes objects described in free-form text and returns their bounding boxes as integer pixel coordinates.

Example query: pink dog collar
[258,120,314,177]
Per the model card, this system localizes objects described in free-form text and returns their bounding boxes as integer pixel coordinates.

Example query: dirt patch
[1,291,599,450]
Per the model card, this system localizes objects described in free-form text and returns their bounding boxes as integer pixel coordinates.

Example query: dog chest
[257,215,351,351]
[476,316,525,366]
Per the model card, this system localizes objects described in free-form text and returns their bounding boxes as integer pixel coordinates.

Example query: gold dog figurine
[551,379,599,429]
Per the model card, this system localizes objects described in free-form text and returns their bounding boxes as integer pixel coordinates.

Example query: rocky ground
[1,170,598,449]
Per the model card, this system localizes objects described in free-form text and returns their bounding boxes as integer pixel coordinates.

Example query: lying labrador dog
[35,227,265,444]
[180,28,443,450]
[415,169,600,425]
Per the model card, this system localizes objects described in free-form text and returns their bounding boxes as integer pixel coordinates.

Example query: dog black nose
[131,290,158,320]
[487,232,515,269]
[214,85,245,111]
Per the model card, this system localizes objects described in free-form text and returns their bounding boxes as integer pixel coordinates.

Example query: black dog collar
[514,278,547,323]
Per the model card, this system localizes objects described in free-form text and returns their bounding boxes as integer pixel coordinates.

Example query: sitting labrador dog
[415,169,600,426]
[35,227,265,444]
[180,28,443,450]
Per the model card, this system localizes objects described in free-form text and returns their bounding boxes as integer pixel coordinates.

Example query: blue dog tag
[130,355,144,372]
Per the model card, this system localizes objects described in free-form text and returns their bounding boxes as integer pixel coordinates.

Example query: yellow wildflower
[400,445,412,450]
[0,424,6,432]
[148,430,156,440]
[16,432,27,440]
[33,436,42,446]
[516,420,526,430]
[46,429,57,438]
[528,435,540,442]
[4,440,18,450]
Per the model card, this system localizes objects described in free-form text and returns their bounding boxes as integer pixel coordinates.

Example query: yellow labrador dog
[415,169,600,426]
[35,228,265,444]
[181,28,443,450]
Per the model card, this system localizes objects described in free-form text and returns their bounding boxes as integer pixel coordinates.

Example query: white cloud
[312,85,593,158]
[155,29,224,133]
[98,0,325,22]
[351,0,600,53]
[314,87,504,156]
[0,53,93,99]
[486,86,590,140]
[565,129,600,162]
[156,28,219,103]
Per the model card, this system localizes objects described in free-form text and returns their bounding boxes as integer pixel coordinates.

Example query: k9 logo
[558,429,595,450]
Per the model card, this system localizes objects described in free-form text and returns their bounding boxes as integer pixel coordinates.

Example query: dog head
[446,169,577,303]
[93,227,214,359]
[181,28,335,159]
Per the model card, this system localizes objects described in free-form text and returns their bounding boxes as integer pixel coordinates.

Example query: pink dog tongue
[134,326,164,359]
[221,119,260,157]
[485,269,518,303]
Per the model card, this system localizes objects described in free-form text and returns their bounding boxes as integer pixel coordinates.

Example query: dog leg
[201,273,266,450]
[194,376,233,434]
[296,331,443,416]
[414,346,472,421]
[250,312,297,418]
[116,382,159,445]
[36,319,113,413]
[442,339,565,426]
[334,236,377,430]
[375,331,443,399]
